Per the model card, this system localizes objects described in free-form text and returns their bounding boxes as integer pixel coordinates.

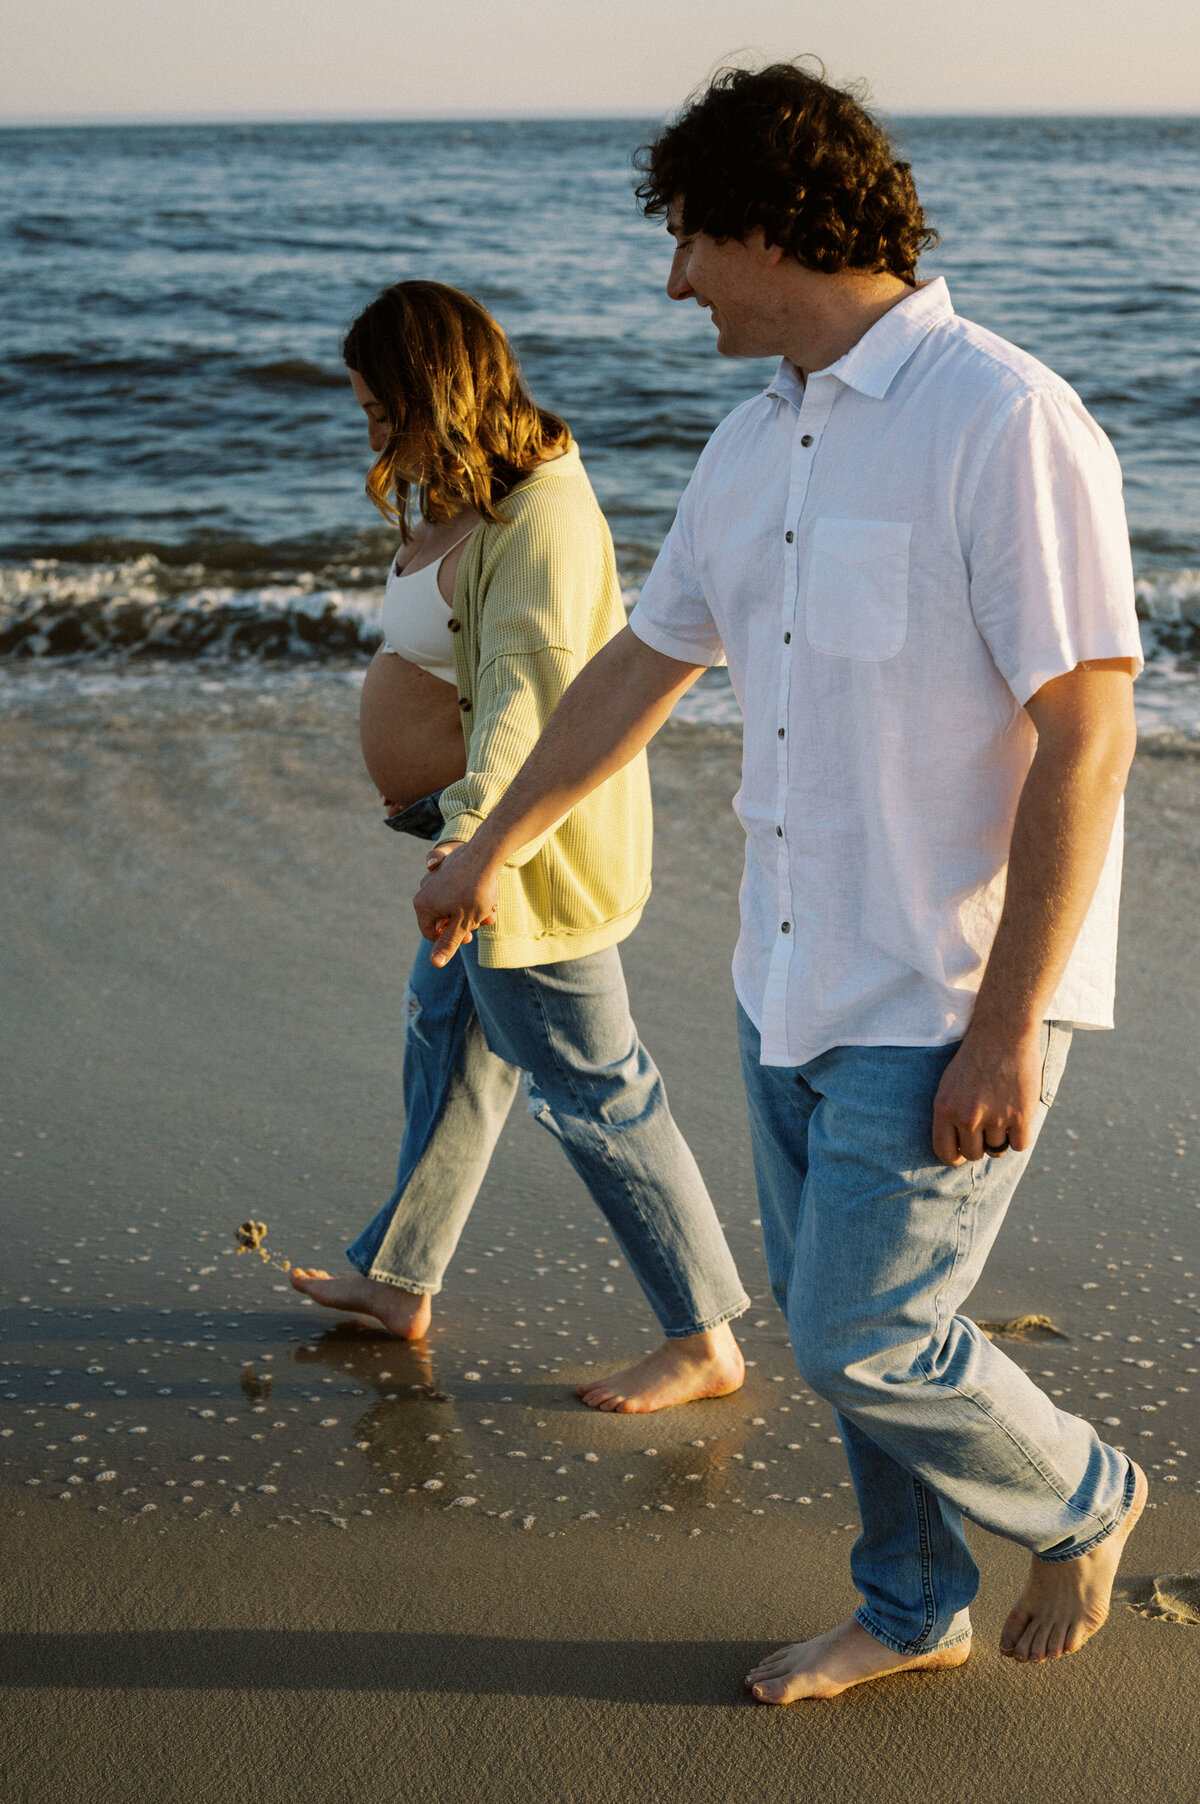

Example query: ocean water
[1,114,1198,731]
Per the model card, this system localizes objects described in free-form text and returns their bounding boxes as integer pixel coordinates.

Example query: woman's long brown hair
[342,281,569,540]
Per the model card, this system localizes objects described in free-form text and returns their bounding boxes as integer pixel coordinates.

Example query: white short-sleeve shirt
[631,278,1142,1067]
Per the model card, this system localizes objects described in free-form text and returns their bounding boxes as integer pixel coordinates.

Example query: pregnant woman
[291,280,748,1412]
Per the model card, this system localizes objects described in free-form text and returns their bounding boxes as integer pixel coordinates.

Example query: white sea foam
[2,561,1198,736]
[0,556,385,663]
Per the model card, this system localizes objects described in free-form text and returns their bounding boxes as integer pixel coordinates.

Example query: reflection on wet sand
[288,1322,760,1532]
[3,1258,1196,1537]
[0,1293,868,1536]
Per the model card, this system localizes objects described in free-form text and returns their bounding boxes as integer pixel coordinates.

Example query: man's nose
[666,250,693,301]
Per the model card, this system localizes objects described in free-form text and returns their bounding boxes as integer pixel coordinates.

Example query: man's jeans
[737,1005,1134,1656]
[347,940,749,1338]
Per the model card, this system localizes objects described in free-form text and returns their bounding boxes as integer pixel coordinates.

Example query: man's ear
[742,227,784,266]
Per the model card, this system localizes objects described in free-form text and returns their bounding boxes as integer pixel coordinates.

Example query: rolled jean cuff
[345,1246,440,1297]
[1034,1458,1139,1564]
[661,1292,751,1338]
[853,1606,973,1659]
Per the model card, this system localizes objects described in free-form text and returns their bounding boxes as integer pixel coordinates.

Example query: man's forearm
[931,662,1136,1164]
[972,698,1136,1038]
[451,626,702,877]
[413,627,705,960]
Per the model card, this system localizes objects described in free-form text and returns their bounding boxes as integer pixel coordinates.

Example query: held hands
[413,840,499,968]
[931,1022,1043,1167]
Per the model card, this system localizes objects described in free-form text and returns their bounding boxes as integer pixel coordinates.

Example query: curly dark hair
[635,60,936,283]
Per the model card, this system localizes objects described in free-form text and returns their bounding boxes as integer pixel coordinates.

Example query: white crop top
[379,528,475,685]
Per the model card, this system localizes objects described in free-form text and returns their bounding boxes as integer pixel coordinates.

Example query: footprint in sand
[1129,1572,1200,1626]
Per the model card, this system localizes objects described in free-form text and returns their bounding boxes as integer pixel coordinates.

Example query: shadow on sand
[0,1631,772,1705]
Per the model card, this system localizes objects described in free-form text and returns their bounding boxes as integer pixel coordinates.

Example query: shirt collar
[766,275,954,406]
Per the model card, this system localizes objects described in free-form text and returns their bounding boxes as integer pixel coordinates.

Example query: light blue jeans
[347,940,749,1338]
[737,1005,1135,1656]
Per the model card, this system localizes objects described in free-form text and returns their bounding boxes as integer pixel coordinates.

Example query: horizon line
[2,105,1197,130]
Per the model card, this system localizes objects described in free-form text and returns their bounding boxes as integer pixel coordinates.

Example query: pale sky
[3,0,1198,123]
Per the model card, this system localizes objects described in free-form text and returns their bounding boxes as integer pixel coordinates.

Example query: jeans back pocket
[805,517,912,662]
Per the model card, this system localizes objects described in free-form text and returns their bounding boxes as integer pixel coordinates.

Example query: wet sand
[2,675,1199,1800]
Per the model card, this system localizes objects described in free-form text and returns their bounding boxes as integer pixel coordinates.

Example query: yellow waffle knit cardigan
[436,442,652,968]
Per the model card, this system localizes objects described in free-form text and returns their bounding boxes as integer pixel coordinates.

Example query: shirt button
[776,826,783,837]
[781,921,791,934]
[801,434,814,448]
[458,697,472,711]
[785,530,794,543]
[777,727,785,739]
[447,618,462,633]
[783,631,791,644]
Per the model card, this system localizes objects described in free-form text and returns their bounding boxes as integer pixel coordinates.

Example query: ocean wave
[0,531,396,579]
[1135,569,1200,653]
[10,348,348,389]
[2,558,1199,702]
[1,558,1197,737]
[0,558,384,663]
[241,358,347,388]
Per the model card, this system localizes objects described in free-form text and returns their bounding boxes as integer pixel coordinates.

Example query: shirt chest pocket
[805,518,912,661]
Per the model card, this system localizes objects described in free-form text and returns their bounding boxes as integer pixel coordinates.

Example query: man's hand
[414,840,498,968]
[931,1022,1044,1166]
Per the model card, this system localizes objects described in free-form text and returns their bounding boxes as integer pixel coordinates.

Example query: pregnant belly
[359,649,467,810]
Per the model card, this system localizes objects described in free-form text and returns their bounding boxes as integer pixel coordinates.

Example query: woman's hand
[414,840,500,967]
[423,840,466,874]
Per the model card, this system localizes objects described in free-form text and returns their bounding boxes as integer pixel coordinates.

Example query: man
[414,62,1146,1702]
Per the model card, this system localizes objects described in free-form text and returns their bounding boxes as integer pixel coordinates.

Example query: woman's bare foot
[746,1617,970,1704]
[289,1268,432,1340]
[999,1462,1148,1664]
[574,1324,744,1413]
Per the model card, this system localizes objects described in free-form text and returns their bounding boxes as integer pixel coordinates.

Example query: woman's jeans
[737,1005,1135,1656]
[347,940,749,1338]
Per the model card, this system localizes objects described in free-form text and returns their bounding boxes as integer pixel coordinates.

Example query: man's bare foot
[574,1324,744,1413]
[745,1618,971,1704]
[999,1462,1148,1664]
[289,1268,431,1340]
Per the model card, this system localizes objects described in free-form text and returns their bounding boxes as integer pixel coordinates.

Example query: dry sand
[1,673,1199,1802]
